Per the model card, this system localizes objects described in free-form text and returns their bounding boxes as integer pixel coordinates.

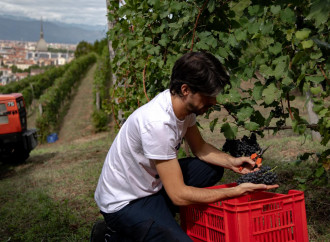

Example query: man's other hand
[236,183,279,196]
[230,156,259,174]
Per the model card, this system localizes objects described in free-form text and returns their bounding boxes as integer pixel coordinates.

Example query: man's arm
[184,124,255,174]
[154,158,278,206]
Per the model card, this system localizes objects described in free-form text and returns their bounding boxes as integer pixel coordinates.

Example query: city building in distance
[0,18,76,86]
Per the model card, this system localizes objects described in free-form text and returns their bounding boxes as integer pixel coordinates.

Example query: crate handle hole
[262,202,282,213]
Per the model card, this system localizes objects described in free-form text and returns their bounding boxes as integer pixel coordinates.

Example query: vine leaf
[282,77,293,86]
[207,0,216,13]
[295,29,311,40]
[262,83,282,105]
[237,106,254,121]
[302,40,314,49]
[217,89,241,103]
[269,42,282,55]
[259,64,273,77]
[234,29,247,41]
[270,5,281,14]
[209,118,218,132]
[244,121,260,131]
[216,47,228,59]
[221,123,238,139]
[280,8,296,23]
[252,82,263,101]
[250,111,266,127]
[159,34,170,46]
[310,86,322,95]
[306,76,324,83]
[315,166,325,178]
[292,120,308,135]
[231,0,251,20]
[306,0,330,27]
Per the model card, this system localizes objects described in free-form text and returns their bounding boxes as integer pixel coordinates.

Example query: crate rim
[204,183,305,209]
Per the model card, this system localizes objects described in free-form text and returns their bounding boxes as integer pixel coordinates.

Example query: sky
[0,0,108,26]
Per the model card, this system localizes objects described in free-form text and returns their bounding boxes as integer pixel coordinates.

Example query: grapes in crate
[236,166,278,185]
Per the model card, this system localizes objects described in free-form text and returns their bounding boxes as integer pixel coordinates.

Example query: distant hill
[0,15,107,44]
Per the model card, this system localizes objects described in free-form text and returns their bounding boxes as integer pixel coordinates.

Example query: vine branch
[286,93,294,121]
[261,124,318,131]
[111,102,121,128]
[190,0,209,51]
[143,55,151,102]
[221,104,238,122]
[318,64,329,82]
[110,89,121,128]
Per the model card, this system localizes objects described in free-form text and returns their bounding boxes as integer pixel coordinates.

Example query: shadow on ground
[0,152,57,180]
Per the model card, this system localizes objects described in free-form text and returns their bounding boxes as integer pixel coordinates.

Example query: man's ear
[181,84,190,97]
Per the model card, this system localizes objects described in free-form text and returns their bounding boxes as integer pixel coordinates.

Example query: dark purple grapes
[276,119,285,127]
[222,133,260,158]
[236,166,278,185]
[273,106,283,118]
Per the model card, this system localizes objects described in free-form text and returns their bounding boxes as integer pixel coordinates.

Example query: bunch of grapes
[236,166,278,185]
[222,133,260,157]
[276,119,285,127]
[273,106,283,118]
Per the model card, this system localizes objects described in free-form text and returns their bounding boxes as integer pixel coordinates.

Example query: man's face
[186,92,217,116]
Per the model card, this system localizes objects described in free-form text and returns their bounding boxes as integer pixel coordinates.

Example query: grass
[0,132,113,241]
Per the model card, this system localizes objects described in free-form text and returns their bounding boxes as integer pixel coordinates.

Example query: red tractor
[0,93,38,162]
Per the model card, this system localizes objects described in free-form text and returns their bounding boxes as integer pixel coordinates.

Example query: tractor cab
[0,93,37,162]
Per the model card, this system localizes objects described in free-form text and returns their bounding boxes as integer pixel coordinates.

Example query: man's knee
[208,164,224,185]
[179,157,224,187]
[145,222,192,242]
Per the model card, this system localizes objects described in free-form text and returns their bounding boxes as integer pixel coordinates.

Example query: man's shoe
[90,219,115,242]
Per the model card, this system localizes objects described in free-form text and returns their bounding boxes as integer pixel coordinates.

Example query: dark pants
[101,157,224,242]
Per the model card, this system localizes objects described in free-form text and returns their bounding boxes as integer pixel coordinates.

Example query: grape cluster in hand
[236,166,278,185]
[222,133,260,157]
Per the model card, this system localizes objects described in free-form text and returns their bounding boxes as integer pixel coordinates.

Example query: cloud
[0,0,107,26]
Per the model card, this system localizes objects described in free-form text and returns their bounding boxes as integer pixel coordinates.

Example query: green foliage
[11,65,19,73]
[74,41,94,58]
[92,110,109,132]
[92,46,112,131]
[36,53,97,142]
[93,38,109,55]
[9,64,41,74]
[0,65,69,108]
[177,147,188,159]
[277,161,330,235]
[93,46,111,106]
[107,0,329,176]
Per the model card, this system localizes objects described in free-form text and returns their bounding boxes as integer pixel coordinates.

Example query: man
[94,52,278,241]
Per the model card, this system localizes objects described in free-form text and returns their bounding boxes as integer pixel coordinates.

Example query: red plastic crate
[180,183,309,242]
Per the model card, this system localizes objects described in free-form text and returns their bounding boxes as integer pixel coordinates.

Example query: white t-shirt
[94,89,196,213]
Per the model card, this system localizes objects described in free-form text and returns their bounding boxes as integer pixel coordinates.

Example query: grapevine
[106,0,329,178]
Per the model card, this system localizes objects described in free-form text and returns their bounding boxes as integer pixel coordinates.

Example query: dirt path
[57,63,97,143]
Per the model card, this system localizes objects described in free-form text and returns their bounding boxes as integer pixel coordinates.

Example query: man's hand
[236,183,279,196]
[230,156,260,174]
